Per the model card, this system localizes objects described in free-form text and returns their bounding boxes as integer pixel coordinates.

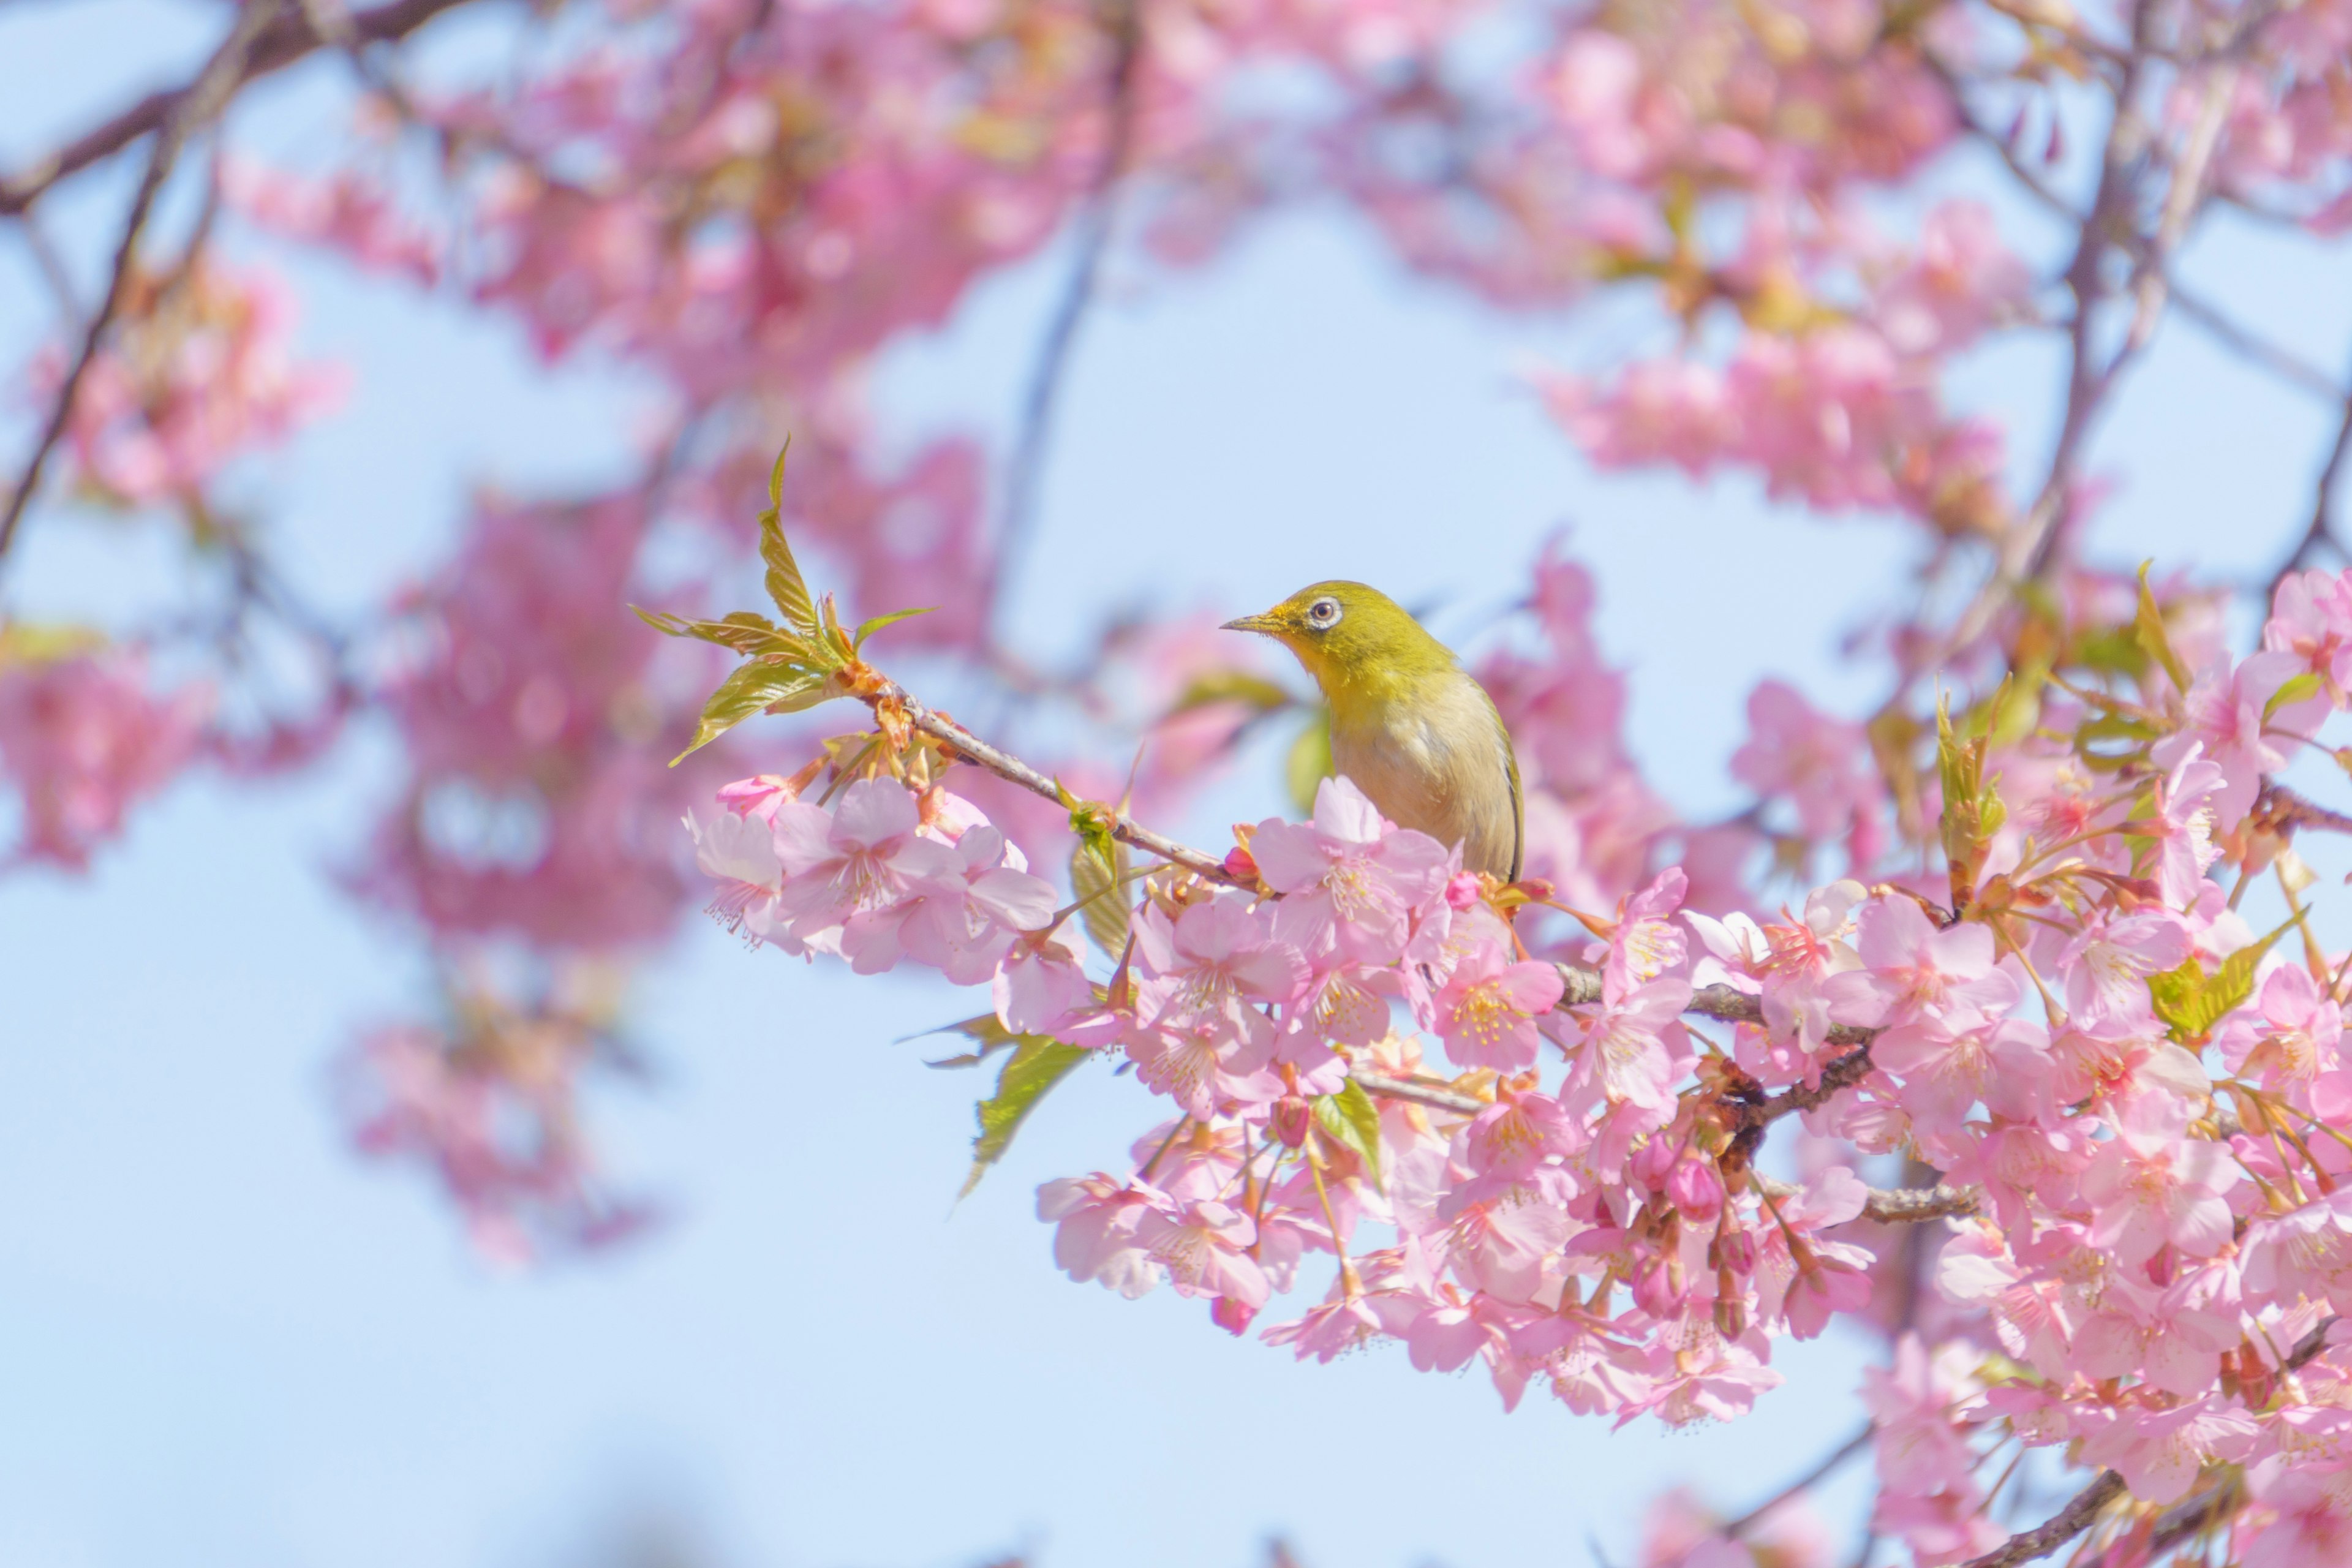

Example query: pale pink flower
[846,824,1055,981]
[2244,1464,2352,1568]
[993,933,1093,1037]
[2146,745,2227,908]
[2056,907,2193,1023]
[2151,652,2299,830]
[1557,974,1692,1115]
[1253,775,1452,965]
[2079,1094,2244,1266]
[1431,938,1565,1071]
[2264,567,2352,705]
[1730,680,1882,851]
[1821,895,2019,1032]
[2076,1398,2260,1506]
[769,777,960,946]
[1037,1175,1167,1299]
[686,804,801,952]
[1132,1199,1269,1309]
[0,649,208,869]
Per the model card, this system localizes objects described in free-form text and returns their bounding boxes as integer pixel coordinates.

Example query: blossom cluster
[679,562,2352,1563]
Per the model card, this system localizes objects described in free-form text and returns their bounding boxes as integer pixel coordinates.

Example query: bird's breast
[1327,673,1518,880]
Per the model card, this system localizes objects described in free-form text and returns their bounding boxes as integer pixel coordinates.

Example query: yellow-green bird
[1224,581,1523,882]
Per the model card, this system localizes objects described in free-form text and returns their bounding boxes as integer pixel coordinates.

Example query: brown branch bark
[0,0,282,563]
[2266,363,2352,603]
[1722,1424,1875,1539]
[0,0,484,216]
[990,0,1143,629]
[1961,1318,2338,1568]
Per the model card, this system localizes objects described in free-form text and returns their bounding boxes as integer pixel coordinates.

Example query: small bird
[1224,581,1523,882]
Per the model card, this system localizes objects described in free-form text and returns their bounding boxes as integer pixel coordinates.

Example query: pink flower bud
[1223,844,1261,882]
[1715,1227,1757,1276]
[1631,1255,1681,1318]
[1668,1156,1725,1223]
[717,774,793,818]
[1272,1095,1312,1149]
[1445,872,1485,910]
[1211,1294,1259,1336]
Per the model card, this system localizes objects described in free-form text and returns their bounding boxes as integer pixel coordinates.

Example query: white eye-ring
[1306,597,1343,628]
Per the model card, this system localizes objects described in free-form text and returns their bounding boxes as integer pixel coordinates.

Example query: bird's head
[1221,581,1453,695]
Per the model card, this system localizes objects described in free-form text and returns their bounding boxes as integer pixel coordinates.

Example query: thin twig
[2266,361,2352,603]
[992,0,1143,628]
[0,0,482,216]
[1721,1425,1875,1539]
[0,0,282,564]
[1754,1175,1981,1225]
[1959,1318,2338,1568]
[872,676,1240,885]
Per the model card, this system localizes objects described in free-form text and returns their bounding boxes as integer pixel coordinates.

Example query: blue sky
[4,5,2352,1567]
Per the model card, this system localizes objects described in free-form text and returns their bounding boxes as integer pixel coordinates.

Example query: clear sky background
[5,5,2352,1568]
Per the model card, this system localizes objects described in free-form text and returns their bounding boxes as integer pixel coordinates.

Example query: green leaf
[962,1038,1090,1196]
[755,442,821,639]
[1313,1079,1385,1192]
[919,1011,1024,1068]
[1165,670,1296,717]
[852,606,938,649]
[631,603,807,658]
[669,660,821,764]
[2148,913,2305,1042]
[2133,562,2192,694]
[1068,833,1132,963]
[2267,671,2324,722]
[1286,707,1333,817]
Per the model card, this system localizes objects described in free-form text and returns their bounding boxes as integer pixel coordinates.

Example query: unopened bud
[1668,1156,1725,1223]
[1272,1095,1311,1149]
[1211,1295,1258,1336]
[1631,1256,1680,1319]
[1716,1227,1757,1276]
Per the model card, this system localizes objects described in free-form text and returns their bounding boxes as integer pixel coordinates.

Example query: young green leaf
[2133,562,2192,694]
[1068,832,1132,962]
[669,660,821,764]
[2266,671,2324,722]
[755,442,821,639]
[852,606,938,649]
[1311,1079,1385,1192]
[2147,911,2307,1042]
[919,1011,1025,1068]
[961,1037,1091,1197]
[631,604,805,658]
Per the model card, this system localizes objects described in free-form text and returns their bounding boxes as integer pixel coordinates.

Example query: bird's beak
[1221,611,1281,635]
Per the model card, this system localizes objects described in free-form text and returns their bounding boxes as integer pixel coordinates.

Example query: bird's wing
[1479,684,1523,883]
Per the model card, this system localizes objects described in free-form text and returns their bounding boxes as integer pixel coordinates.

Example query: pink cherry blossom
[1431,938,1566,1071]
[1253,775,1452,965]
[2079,1094,2245,1267]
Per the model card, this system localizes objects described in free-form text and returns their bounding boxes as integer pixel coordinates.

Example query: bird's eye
[1306,597,1342,628]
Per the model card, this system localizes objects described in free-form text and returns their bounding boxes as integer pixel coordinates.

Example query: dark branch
[1961,1318,2337,1568]
[2266,360,2352,604]
[1722,1425,1875,1539]
[0,0,483,217]
[0,0,281,563]
[990,0,1143,630]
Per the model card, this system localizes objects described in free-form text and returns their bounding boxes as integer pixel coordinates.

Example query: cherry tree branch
[870,676,1242,885]
[2266,361,2352,601]
[1959,1317,2338,1568]
[0,0,483,217]
[0,0,281,564]
[1721,1424,1875,1539]
[992,0,1143,628]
